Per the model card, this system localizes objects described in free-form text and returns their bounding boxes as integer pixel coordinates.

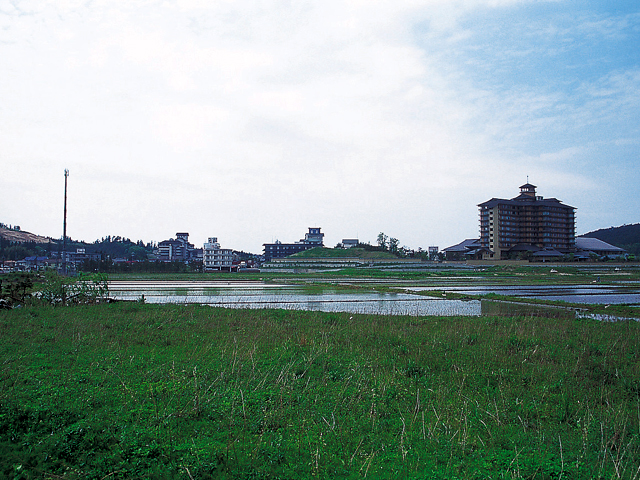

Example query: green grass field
[1,303,639,479]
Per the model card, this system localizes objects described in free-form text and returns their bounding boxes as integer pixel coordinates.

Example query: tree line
[353,232,441,261]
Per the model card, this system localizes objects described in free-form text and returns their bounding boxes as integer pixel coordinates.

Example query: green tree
[377,232,388,250]
[388,237,399,254]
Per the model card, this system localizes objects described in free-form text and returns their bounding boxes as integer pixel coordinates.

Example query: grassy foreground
[1,304,639,479]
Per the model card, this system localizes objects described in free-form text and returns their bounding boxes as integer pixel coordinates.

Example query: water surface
[108,280,480,316]
[108,280,639,321]
[405,284,640,305]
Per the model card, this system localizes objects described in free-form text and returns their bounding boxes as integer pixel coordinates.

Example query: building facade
[203,237,234,272]
[340,239,359,249]
[575,237,627,259]
[157,232,200,262]
[442,239,489,261]
[304,228,324,245]
[263,227,325,262]
[478,184,576,259]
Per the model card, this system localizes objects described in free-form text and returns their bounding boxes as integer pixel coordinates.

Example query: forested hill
[0,226,155,261]
[581,224,640,255]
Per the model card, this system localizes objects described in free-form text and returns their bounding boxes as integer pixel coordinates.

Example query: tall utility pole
[63,169,69,276]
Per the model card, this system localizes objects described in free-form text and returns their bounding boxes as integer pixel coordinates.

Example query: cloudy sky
[2,0,639,253]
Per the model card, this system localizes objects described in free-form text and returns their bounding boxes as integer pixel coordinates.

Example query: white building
[341,239,359,248]
[203,237,234,272]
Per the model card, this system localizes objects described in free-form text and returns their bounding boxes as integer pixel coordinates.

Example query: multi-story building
[203,237,234,272]
[263,227,325,262]
[157,232,199,262]
[304,227,324,245]
[478,184,576,259]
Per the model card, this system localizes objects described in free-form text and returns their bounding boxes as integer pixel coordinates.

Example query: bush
[37,271,109,306]
[0,273,34,307]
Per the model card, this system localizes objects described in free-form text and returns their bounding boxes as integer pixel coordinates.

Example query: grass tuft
[1,303,639,478]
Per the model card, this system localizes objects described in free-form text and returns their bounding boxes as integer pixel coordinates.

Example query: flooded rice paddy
[404,284,640,305]
[108,281,480,316]
[108,280,640,321]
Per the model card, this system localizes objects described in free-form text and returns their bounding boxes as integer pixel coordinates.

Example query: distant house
[203,237,234,272]
[442,239,489,261]
[0,260,16,273]
[65,248,101,266]
[20,256,49,272]
[341,239,359,249]
[531,247,564,262]
[575,237,627,259]
[263,227,325,262]
[443,236,626,262]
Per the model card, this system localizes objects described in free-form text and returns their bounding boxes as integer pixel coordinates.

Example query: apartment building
[203,237,234,272]
[157,232,200,262]
[478,184,576,259]
[263,227,325,262]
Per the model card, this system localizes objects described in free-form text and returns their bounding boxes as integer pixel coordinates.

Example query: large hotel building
[478,183,576,259]
[263,227,325,262]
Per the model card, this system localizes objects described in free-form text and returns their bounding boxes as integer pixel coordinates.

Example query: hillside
[0,227,53,244]
[581,223,640,255]
[0,226,155,262]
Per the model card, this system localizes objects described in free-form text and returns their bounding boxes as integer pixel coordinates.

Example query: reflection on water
[108,281,480,316]
[406,285,640,305]
[108,281,639,321]
[478,300,637,322]
[575,312,639,322]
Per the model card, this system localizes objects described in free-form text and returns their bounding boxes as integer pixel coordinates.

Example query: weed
[1,303,639,478]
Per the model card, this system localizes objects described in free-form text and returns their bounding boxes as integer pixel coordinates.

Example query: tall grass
[1,303,639,479]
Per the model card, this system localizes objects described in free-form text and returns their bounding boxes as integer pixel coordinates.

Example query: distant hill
[0,227,53,244]
[580,224,640,255]
[0,227,58,261]
[0,226,154,261]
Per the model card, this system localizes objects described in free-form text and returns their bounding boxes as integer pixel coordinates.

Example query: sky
[2,0,639,254]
